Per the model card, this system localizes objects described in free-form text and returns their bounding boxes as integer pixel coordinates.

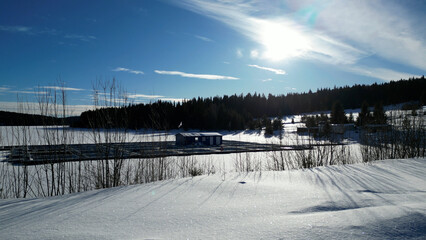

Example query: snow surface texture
[1,158,425,239]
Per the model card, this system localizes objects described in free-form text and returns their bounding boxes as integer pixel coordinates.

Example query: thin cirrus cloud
[127,94,164,99]
[345,66,420,82]
[250,50,259,59]
[155,70,239,80]
[174,0,361,63]
[236,49,243,58]
[64,34,96,42]
[40,86,85,91]
[0,25,32,33]
[248,64,286,75]
[9,90,49,95]
[174,0,424,79]
[4,86,84,95]
[113,67,144,75]
[0,87,11,91]
[0,25,96,42]
[195,35,213,42]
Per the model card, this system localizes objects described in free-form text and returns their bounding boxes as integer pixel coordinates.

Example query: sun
[257,20,310,61]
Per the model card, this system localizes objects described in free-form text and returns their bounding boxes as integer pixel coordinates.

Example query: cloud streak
[9,90,49,95]
[155,70,238,80]
[113,67,144,75]
[64,34,96,42]
[40,86,85,91]
[248,64,286,75]
[0,25,32,33]
[0,87,11,91]
[195,35,213,42]
[2,85,85,96]
[127,94,164,99]
[0,25,96,42]
[345,66,420,82]
[175,0,426,73]
[174,0,364,63]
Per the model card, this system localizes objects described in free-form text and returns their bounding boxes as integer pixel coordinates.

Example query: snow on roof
[176,132,222,137]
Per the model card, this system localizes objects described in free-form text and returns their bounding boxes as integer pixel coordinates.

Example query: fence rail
[0,140,344,165]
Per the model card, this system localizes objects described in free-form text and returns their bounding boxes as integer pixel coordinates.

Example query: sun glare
[258,20,310,61]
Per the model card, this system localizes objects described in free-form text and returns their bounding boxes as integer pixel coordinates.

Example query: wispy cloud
[346,66,420,82]
[175,1,365,63]
[113,67,144,75]
[236,49,243,58]
[64,34,96,42]
[40,86,85,91]
[9,90,49,95]
[0,87,11,91]
[315,0,426,70]
[155,70,238,80]
[1,25,96,43]
[4,86,84,95]
[0,25,32,33]
[250,50,259,59]
[262,78,272,82]
[195,35,213,42]
[127,94,164,99]
[175,0,426,71]
[248,64,286,75]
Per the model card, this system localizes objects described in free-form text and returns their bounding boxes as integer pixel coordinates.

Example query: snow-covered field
[0,157,425,239]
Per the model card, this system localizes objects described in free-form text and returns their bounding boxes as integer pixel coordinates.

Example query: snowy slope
[1,158,425,239]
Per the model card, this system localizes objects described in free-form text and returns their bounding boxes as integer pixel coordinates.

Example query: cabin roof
[176,132,222,137]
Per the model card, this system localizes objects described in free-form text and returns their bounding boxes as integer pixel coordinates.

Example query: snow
[1,158,425,239]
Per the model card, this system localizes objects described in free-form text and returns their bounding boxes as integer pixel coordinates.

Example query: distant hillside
[0,111,77,126]
[74,76,425,130]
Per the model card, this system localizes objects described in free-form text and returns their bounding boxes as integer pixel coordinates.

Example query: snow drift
[1,158,425,239]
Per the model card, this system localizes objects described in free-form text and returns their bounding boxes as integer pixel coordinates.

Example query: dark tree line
[72,76,425,130]
[0,110,82,126]
[0,111,70,126]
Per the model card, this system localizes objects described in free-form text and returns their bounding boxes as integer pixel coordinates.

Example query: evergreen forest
[73,76,425,130]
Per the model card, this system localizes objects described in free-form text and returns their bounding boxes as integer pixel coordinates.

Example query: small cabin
[175,132,222,146]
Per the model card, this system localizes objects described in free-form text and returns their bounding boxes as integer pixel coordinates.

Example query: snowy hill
[1,158,425,239]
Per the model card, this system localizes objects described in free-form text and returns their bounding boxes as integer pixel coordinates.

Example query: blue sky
[0,0,425,115]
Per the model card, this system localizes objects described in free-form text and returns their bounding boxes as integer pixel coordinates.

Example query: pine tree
[357,101,370,126]
[273,117,283,131]
[331,101,346,124]
[373,102,386,124]
[264,119,273,136]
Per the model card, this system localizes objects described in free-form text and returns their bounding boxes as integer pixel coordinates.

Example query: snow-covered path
[1,158,425,239]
